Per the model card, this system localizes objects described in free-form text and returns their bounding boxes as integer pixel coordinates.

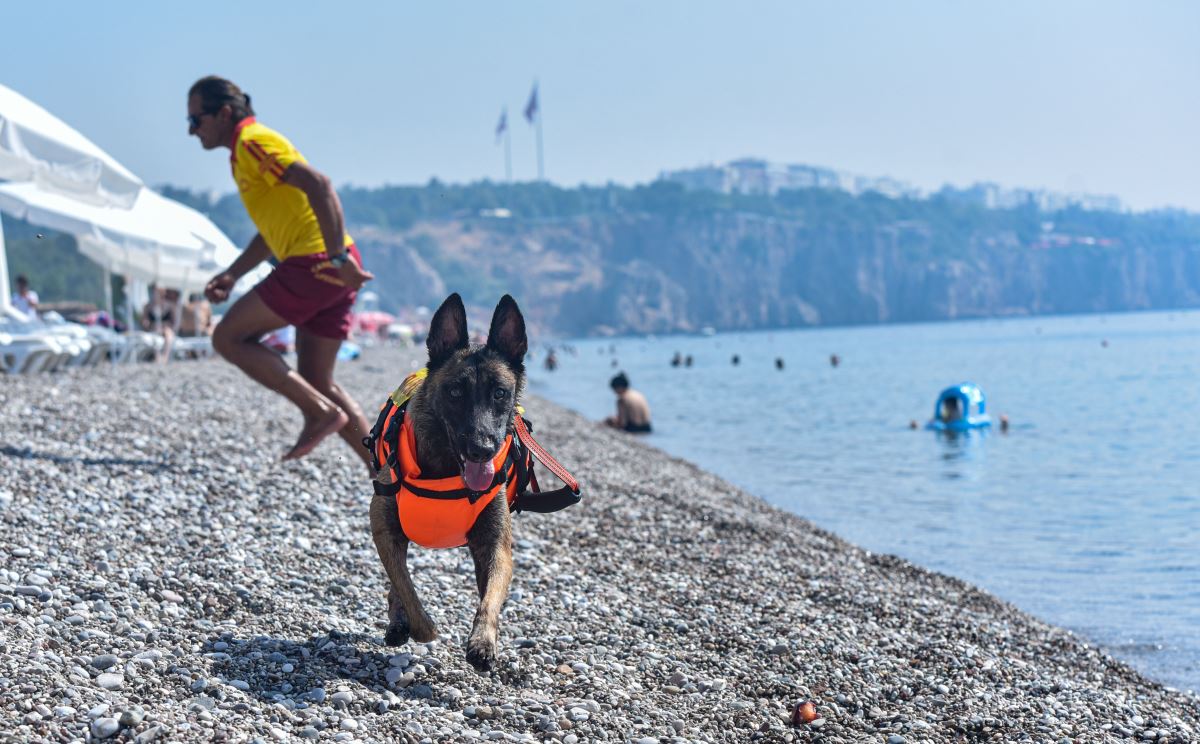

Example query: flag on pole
[524,83,539,123]
[495,108,507,144]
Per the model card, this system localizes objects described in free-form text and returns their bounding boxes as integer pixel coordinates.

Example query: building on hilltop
[660,160,1123,213]
[936,182,1124,213]
[661,159,919,200]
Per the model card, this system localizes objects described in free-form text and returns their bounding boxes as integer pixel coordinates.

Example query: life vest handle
[513,415,580,494]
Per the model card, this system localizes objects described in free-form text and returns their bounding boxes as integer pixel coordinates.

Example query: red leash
[514,415,580,494]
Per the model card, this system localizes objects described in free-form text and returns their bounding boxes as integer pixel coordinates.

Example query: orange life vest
[364,370,581,550]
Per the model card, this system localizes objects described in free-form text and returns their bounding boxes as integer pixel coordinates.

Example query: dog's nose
[464,437,496,462]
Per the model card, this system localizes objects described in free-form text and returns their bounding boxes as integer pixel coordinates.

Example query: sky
[3,1,1198,211]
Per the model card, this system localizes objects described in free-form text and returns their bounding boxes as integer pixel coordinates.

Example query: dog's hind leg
[369,494,438,645]
[464,500,514,672]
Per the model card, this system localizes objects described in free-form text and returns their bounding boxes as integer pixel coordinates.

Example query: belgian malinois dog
[369,293,528,672]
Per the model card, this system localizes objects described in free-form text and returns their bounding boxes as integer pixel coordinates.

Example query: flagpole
[524,80,543,182]
[504,126,512,184]
[535,110,544,182]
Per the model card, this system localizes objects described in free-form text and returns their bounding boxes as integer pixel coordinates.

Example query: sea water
[527,309,1200,692]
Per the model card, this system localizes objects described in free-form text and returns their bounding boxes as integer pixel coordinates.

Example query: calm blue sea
[526,310,1200,693]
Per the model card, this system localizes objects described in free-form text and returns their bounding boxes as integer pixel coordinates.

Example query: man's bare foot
[283,408,349,461]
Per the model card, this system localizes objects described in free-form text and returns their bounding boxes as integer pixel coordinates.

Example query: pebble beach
[1,348,1197,743]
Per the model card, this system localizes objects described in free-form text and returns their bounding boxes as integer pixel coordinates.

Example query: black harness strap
[366,399,405,497]
[512,485,581,513]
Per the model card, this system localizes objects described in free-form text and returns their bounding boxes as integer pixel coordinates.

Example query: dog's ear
[486,294,527,367]
[427,293,469,367]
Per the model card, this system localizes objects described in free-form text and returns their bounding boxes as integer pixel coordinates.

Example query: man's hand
[205,271,237,303]
[336,254,374,290]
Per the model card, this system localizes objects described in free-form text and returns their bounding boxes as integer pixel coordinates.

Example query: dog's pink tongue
[463,459,495,491]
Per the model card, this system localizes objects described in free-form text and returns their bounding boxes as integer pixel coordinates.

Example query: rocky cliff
[150,182,1200,337]
[350,210,1200,336]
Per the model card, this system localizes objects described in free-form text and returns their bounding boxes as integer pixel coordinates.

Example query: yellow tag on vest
[389,368,428,408]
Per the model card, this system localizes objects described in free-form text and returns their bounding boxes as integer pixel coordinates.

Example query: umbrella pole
[0,213,12,318]
[123,275,135,358]
[104,263,115,368]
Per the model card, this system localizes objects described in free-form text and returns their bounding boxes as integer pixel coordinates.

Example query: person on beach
[179,293,214,338]
[11,275,39,317]
[188,76,374,465]
[141,284,178,363]
[604,372,652,433]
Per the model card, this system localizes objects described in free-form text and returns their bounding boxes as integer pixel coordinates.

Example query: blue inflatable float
[926,383,992,431]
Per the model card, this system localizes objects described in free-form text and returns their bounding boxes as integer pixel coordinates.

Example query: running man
[188,75,374,465]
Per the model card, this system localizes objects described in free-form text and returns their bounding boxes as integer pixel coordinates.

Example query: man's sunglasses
[187,111,217,129]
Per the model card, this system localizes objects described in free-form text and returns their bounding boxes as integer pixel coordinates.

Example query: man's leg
[211,291,347,460]
[295,328,374,472]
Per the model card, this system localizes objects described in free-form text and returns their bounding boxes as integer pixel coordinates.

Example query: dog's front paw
[384,619,410,646]
[408,617,438,644]
[465,634,497,673]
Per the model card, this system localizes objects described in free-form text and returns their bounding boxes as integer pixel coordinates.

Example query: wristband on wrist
[329,251,350,268]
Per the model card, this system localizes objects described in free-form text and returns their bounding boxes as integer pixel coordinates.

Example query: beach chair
[172,336,213,360]
[129,332,165,363]
[7,313,93,372]
[81,326,118,366]
[0,331,63,374]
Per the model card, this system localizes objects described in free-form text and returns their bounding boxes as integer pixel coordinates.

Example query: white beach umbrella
[0,83,145,316]
[0,84,142,208]
[0,182,256,294]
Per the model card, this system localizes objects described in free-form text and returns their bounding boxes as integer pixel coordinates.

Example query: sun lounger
[172,336,214,360]
[0,331,63,374]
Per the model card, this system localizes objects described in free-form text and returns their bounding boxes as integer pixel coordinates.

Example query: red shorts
[254,244,362,340]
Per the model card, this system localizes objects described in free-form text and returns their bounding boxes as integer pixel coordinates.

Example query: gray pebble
[119,709,145,726]
[91,654,119,670]
[91,717,120,738]
[95,673,124,690]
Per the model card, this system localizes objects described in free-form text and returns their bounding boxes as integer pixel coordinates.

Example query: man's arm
[615,398,630,429]
[281,162,346,259]
[204,234,270,303]
[227,233,271,279]
[281,162,373,288]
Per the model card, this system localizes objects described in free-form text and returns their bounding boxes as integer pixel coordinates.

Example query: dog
[368,293,535,672]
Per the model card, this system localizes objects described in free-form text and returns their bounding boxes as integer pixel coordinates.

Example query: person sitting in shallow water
[604,372,652,433]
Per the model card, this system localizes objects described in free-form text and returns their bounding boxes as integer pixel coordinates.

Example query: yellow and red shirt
[229,117,353,261]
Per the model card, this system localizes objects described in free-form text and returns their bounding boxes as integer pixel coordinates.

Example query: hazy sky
[3,1,1197,211]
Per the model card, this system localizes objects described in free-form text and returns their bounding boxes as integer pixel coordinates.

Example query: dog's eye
[493,389,509,401]
[449,386,464,399]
